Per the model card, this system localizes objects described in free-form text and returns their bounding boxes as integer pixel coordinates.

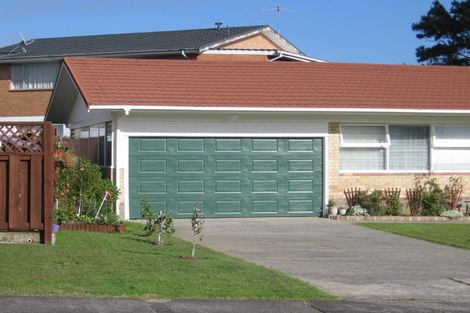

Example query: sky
[0,0,453,64]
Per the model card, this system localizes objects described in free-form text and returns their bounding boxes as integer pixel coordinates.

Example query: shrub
[346,205,369,216]
[141,198,175,246]
[191,204,204,258]
[420,177,448,216]
[384,193,402,216]
[55,158,120,224]
[440,210,464,219]
[356,190,385,216]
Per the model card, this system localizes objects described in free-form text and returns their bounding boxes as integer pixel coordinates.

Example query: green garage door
[129,138,323,218]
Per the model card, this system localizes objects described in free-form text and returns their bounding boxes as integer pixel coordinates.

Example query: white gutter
[87,105,470,115]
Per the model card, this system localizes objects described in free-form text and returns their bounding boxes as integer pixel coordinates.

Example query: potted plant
[327,199,338,216]
[338,207,348,215]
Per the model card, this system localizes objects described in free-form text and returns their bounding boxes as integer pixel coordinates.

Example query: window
[432,126,470,170]
[11,62,60,90]
[340,125,430,171]
[73,122,112,167]
[340,125,388,170]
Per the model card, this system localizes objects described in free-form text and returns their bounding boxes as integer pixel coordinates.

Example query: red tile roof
[64,57,470,111]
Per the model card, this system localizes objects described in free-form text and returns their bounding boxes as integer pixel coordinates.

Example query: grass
[359,223,470,250]
[0,222,334,300]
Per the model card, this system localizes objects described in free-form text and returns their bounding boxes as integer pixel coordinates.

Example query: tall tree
[412,0,470,65]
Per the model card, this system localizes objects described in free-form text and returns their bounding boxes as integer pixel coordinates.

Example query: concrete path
[3,296,470,313]
[174,217,470,302]
[0,296,320,313]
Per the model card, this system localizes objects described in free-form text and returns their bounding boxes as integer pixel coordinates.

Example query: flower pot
[329,207,338,216]
[339,208,347,216]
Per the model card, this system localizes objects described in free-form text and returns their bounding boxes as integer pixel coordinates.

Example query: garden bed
[329,215,470,222]
[60,222,125,233]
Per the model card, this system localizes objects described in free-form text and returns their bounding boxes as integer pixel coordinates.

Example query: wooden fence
[0,122,55,244]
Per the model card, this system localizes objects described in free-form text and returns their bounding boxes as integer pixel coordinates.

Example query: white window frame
[339,124,390,172]
[430,125,470,173]
[339,124,435,173]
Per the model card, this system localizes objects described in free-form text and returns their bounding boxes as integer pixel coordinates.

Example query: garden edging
[329,215,470,222]
[60,223,126,233]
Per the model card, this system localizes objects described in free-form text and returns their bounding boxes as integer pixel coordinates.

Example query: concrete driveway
[174,218,470,301]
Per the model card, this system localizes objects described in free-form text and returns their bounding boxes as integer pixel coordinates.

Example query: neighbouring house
[46,57,470,219]
[0,24,319,133]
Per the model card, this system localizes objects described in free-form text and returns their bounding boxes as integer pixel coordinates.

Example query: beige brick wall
[328,122,470,205]
[118,168,126,219]
[0,64,52,117]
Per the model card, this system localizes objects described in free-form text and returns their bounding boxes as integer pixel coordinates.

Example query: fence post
[42,122,55,244]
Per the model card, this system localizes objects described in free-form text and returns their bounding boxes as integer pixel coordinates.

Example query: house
[0,25,319,129]
[47,57,470,219]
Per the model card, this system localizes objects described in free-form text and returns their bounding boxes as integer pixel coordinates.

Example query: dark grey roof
[0,25,269,61]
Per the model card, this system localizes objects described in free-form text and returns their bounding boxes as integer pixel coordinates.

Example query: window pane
[89,125,99,164]
[11,62,59,90]
[434,126,470,147]
[342,126,386,144]
[78,128,89,160]
[389,126,429,170]
[98,124,105,166]
[433,148,470,170]
[105,122,112,167]
[340,148,385,170]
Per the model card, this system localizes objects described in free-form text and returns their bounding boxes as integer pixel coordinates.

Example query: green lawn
[359,223,470,250]
[0,223,333,300]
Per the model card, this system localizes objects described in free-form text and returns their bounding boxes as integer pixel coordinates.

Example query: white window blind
[11,62,60,90]
[389,126,429,170]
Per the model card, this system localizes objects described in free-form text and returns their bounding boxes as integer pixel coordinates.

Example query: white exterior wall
[68,96,112,130]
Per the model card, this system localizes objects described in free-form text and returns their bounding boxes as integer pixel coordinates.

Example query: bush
[356,190,385,216]
[384,193,402,216]
[413,175,449,216]
[141,198,175,246]
[55,158,120,224]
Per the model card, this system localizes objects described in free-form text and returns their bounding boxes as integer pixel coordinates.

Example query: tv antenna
[260,6,295,32]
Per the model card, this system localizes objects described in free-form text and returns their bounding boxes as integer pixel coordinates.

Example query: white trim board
[89,105,470,115]
[0,116,44,122]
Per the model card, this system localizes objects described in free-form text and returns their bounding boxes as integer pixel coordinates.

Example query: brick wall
[0,64,52,117]
[328,122,470,205]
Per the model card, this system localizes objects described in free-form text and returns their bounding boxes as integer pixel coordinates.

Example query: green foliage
[356,190,385,216]
[412,0,470,65]
[140,198,175,246]
[384,193,402,216]
[55,158,120,225]
[191,203,204,258]
[411,174,459,216]
[327,199,337,209]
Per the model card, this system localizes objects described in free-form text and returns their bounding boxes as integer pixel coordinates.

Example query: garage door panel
[252,139,278,152]
[177,138,205,152]
[129,138,323,218]
[215,159,242,173]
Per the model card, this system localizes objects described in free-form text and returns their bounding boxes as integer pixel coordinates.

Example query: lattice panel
[0,124,44,153]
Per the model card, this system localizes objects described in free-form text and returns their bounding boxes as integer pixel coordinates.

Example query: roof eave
[0,49,201,64]
[86,105,470,115]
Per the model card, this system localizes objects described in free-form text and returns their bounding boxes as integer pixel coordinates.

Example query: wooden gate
[0,122,55,244]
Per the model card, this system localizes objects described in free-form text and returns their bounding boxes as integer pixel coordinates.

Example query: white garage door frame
[114,113,329,220]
